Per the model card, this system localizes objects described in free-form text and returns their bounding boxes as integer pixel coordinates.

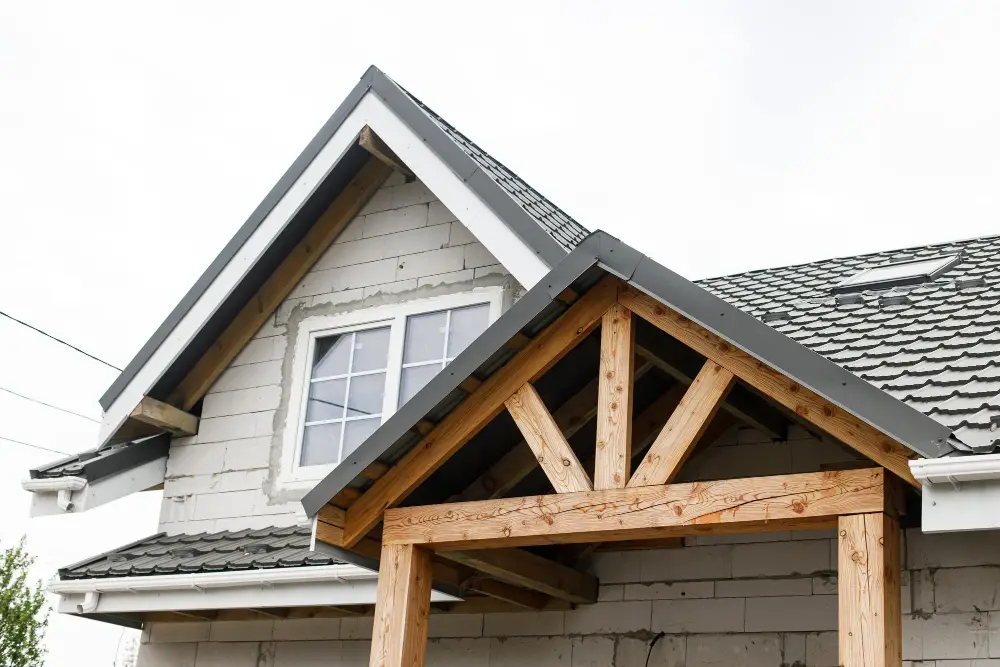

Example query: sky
[2,1,1000,663]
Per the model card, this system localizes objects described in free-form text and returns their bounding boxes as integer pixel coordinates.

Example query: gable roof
[97,65,588,429]
[699,235,1000,452]
[302,231,954,517]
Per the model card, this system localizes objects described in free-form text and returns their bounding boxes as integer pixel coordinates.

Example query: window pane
[300,423,342,466]
[352,327,390,373]
[447,304,490,358]
[399,363,442,405]
[346,372,386,418]
[343,418,380,459]
[305,378,346,422]
[313,334,351,377]
[403,311,447,364]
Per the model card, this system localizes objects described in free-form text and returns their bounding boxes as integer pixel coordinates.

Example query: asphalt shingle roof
[59,525,342,579]
[698,234,1000,453]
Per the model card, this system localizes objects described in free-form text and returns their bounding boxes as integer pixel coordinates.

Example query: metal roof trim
[29,433,171,483]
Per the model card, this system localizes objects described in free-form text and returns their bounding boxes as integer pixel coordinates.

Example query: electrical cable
[645,631,666,667]
[0,434,71,456]
[0,385,100,423]
[0,309,122,371]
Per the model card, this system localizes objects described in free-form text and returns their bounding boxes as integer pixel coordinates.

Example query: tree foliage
[0,538,49,667]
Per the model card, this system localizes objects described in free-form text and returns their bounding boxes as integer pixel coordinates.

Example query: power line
[0,309,122,372]
[0,434,71,457]
[0,385,100,423]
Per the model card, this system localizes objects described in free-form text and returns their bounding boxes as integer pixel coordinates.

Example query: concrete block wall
[138,527,1000,666]
[158,173,520,534]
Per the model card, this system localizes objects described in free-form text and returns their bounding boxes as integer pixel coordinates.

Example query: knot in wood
[852,551,862,563]
[672,505,683,516]
[542,514,554,525]
[791,500,805,514]
[822,405,834,417]
[654,306,665,316]
[605,370,614,380]
[561,458,571,467]
[610,401,619,410]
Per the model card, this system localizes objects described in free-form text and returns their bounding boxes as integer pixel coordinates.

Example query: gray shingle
[698,234,1000,451]
[58,525,341,580]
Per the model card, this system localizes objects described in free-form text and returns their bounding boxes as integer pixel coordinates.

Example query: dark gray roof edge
[58,532,166,576]
[29,433,171,482]
[100,66,570,413]
[303,230,956,513]
[300,233,603,517]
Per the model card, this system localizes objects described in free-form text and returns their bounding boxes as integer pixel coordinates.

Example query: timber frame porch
[302,234,947,667]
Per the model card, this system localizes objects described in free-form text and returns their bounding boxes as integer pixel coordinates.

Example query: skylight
[833,254,961,294]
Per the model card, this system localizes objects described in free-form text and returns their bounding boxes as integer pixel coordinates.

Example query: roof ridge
[697,232,1000,284]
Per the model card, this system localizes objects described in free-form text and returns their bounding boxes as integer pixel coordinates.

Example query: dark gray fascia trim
[300,234,603,517]
[99,70,377,411]
[101,66,570,412]
[626,254,954,458]
[84,433,171,483]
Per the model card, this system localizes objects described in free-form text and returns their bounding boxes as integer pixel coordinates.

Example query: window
[833,254,961,294]
[279,289,505,485]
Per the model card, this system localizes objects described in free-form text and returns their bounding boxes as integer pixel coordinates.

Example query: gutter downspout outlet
[76,591,100,614]
[56,489,75,512]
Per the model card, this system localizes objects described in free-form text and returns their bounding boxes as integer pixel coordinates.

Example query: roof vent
[243,543,275,555]
[878,294,911,308]
[836,293,866,306]
[955,277,986,290]
[833,254,961,294]
[761,310,792,323]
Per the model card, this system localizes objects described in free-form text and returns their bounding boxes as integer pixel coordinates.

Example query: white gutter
[910,454,1000,533]
[910,453,1000,485]
[21,476,87,512]
[48,564,460,617]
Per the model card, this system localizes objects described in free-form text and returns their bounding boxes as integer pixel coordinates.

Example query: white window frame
[276,287,506,492]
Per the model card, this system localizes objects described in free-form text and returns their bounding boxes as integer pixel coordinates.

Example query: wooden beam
[465,577,553,610]
[636,321,787,440]
[595,302,636,489]
[382,468,888,550]
[505,383,592,494]
[359,126,415,181]
[440,548,597,604]
[839,512,902,667]
[370,543,433,667]
[168,158,393,411]
[129,396,198,435]
[620,287,919,487]
[342,276,619,546]
[628,361,734,487]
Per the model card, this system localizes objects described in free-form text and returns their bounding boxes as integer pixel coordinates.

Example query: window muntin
[287,292,503,478]
[834,254,961,294]
[301,326,390,467]
[399,303,490,404]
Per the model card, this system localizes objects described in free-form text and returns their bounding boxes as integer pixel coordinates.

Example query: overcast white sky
[3,1,1000,663]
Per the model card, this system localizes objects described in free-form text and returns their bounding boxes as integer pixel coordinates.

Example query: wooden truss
[312,275,912,667]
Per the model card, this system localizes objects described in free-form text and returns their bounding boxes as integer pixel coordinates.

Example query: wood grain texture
[129,396,198,435]
[342,276,618,546]
[619,286,919,487]
[628,361,734,487]
[440,548,597,604]
[383,468,886,550]
[595,302,636,490]
[168,158,393,411]
[358,126,414,180]
[838,512,902,667]
[369,543,433,667]
[505,383,592,493]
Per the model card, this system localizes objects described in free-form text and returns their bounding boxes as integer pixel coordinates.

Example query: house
[25,65,1000,666]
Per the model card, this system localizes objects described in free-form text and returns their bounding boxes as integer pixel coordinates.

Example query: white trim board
[50,564,460,616]
[97,91,549,448]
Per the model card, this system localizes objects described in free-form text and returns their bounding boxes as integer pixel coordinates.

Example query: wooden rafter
[839,512,902,667]
[129,396,198,436]
[628,361,734,487]
[382,468,888,550]
[359,126,415,180]
[439,548,597,604]
[505,383,592,493]
[619,286,920,487]
[595,302,636,489]
[167,158,394,411]
[341,276,619,546]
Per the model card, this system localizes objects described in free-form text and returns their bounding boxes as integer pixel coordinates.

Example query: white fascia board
[911,455,1000,533]
[97,91,549,448]
[50,565,459,615]
[25,457,165,517]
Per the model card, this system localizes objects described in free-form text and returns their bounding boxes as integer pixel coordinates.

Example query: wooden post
[838,512,902,667]
[369,543,433,667]
[595,303,635,489]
